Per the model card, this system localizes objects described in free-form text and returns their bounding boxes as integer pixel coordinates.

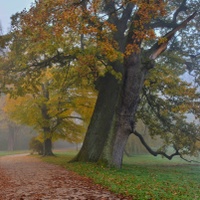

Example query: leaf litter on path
[0,154,130,200]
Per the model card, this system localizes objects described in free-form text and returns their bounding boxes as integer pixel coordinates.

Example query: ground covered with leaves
[42,152,200,200]
[0,154,130,200]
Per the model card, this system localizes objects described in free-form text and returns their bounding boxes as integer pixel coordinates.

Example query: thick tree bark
[101,53,148,168]
[43,137,54,156]
[40,83,54,156]
[72,72,121,162]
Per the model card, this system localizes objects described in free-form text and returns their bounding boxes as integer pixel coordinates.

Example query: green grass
[0,150,30,157]
[40,151,200,200]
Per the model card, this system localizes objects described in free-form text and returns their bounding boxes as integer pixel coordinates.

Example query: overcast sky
[0,0,34,33]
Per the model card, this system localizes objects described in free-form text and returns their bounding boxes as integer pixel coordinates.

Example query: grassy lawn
[0,150,30,157]
[40,151,200,200]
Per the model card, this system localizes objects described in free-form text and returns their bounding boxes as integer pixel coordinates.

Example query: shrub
[29,137,43,155]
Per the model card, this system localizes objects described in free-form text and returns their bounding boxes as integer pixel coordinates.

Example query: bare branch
[133,130,180,160]
[150,19,177,29]
[149,11,197,60]
[133,130,200,164]
[150,0,188,29]
[65,116,83,120]
[179,155,200,164]
[173,0,188,23]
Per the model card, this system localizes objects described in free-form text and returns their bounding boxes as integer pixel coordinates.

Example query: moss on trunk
[72,72,121,162]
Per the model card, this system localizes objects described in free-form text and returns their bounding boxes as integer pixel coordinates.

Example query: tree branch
[133,130,180,160]
[149,11,197,60]
[119,2,135,32]
[150,0,188,29]
[142,87,172,129]
[179,155,200,164]
[65,116,83,121]
[173,0,187,23]
[150,20,177,29]
[133,130,200,164]
[31,52,75,69]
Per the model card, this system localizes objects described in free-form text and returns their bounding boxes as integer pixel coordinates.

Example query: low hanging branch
[133,130,179,160]
[132,130,200,164]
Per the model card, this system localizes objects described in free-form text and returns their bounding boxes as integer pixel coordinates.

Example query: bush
[29,137,43,155]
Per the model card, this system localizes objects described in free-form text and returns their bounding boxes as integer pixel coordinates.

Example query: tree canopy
[3,65,96,155]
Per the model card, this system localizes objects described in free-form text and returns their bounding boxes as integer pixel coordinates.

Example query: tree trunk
[40,84,54,156]
[7,131,15,151]
[102,53,147,168]
[43,138,54,156]
[72,72,121,162]
[73,53,147,168]
[100,115,131,167]
[7,124,17,151]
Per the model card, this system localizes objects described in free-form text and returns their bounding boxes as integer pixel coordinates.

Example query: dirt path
[0,154,130,200]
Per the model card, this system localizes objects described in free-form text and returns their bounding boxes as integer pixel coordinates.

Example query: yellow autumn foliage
[4,66,97,143]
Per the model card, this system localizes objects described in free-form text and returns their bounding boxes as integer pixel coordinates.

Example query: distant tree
[4,67,96,156]
[29,137,43,155]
